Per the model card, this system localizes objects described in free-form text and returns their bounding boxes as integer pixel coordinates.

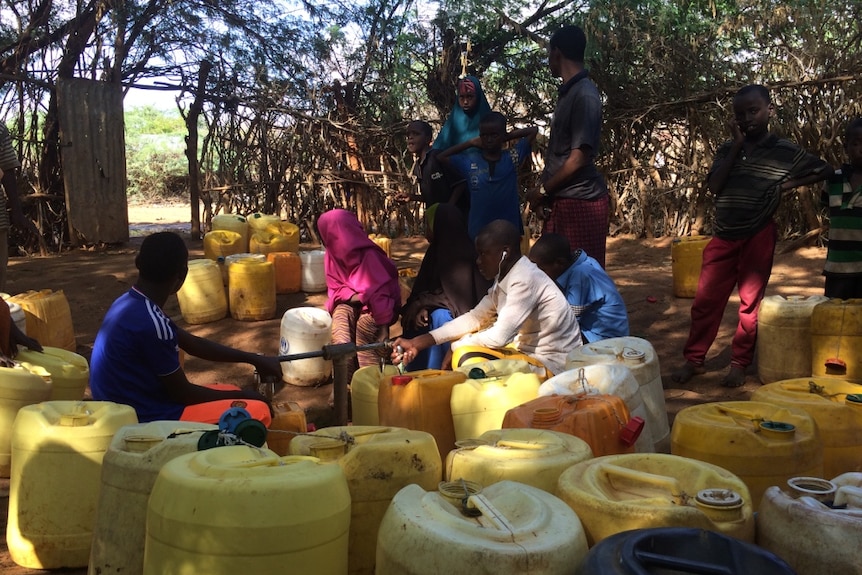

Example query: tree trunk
[185,60,212,239]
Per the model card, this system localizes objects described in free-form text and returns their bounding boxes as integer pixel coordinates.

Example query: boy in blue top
[529,233,629,343]
[822,118,862,299]
[440,112,537,240]
[90,232,279,424]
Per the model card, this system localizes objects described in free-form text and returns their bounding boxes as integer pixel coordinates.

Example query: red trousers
[683,221,777,369]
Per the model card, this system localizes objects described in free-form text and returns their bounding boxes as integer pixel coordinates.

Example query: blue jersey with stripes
[90,288,184,421]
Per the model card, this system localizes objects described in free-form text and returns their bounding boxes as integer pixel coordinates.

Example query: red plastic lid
[619,416,645,446]
[391,375,412,386]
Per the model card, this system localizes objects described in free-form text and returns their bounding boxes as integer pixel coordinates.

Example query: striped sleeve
[144,298,176,342]
[0,125,20,172]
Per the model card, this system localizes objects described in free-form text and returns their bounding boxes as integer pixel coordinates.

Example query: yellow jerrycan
[445,428,593,494]
[557,453,756,545]
[752,378,862,478]
[144,447,351,575]
[290,426,442,575]
[671,400,823,510]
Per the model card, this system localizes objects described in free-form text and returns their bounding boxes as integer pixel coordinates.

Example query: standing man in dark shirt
[527,24,610,268]
[402,120,469,217]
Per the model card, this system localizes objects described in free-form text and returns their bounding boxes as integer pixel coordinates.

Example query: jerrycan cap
[787,476,837,501]
[532,406,563,428]
[234,419,267,448]
[468,367,487,379]
[759,420,796,439]
[438,479,483,512]
[846,394,862,407]
[696,488,743,508]
[308,438,348,461]
[694,489,744,523]
[825,357,847,372]
[391,375,412,386]
[619,416,645,446]
[454,438,492,450]
[218,406,253,433]
[621,348,645,363]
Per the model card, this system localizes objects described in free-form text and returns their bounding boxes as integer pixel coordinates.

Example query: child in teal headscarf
[433,75,492,150]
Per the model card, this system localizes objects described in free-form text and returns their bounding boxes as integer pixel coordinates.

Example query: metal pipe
[275,340,393,426]
[276,340,392,363]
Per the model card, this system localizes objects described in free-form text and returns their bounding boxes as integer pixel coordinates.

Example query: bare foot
[722,366,746,388]
[671,362,705,384]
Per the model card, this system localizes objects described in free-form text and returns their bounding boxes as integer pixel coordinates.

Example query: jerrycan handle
[343,427,393,438]
[775,380,824,394]
[584,345,620,358]
[495,440,548,451]
[714,403,761,420]
[630,550,735,575]
[465,493,515,533]
[598,462,684,502]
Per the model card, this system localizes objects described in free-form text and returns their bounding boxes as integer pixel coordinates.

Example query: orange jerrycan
[502,393,637,457]
[377,369,467,460]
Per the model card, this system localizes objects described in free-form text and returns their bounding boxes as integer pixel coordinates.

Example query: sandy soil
[0,203,829,573]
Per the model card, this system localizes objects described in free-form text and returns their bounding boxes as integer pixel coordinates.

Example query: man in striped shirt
[822,118,862,299]
[672,85,832,388]
[0,123,38,291]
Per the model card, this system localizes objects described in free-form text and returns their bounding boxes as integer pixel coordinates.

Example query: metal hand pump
[277,341,393,425]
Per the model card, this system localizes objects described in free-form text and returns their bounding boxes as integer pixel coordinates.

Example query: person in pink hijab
[317,209,401,376]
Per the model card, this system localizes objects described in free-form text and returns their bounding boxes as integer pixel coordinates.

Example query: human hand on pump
[390,337,417,365]
[252,355,283,381]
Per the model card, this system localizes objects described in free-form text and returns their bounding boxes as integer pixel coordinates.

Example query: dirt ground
[0,203,828,573]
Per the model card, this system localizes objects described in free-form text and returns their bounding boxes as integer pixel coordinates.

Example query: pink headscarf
[317,209,400,326]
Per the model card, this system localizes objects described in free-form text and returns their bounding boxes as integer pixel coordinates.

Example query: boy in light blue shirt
[529,233,629,343]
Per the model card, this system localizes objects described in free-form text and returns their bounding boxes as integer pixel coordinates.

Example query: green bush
[125,106,188,203]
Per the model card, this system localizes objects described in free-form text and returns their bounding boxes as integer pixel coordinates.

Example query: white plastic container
[300,249,326,293]
[566,336,669,451]
[376,480,589,575]
[280,307,332,386]
[757,473,862,575]
[540,364,655,453]
[8,301,26,334]
[89,421,216,575]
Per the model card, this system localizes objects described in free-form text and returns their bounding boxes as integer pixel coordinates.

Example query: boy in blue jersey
[90,232,279,424]
[529,233,629,343]
[440,112,537,240]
